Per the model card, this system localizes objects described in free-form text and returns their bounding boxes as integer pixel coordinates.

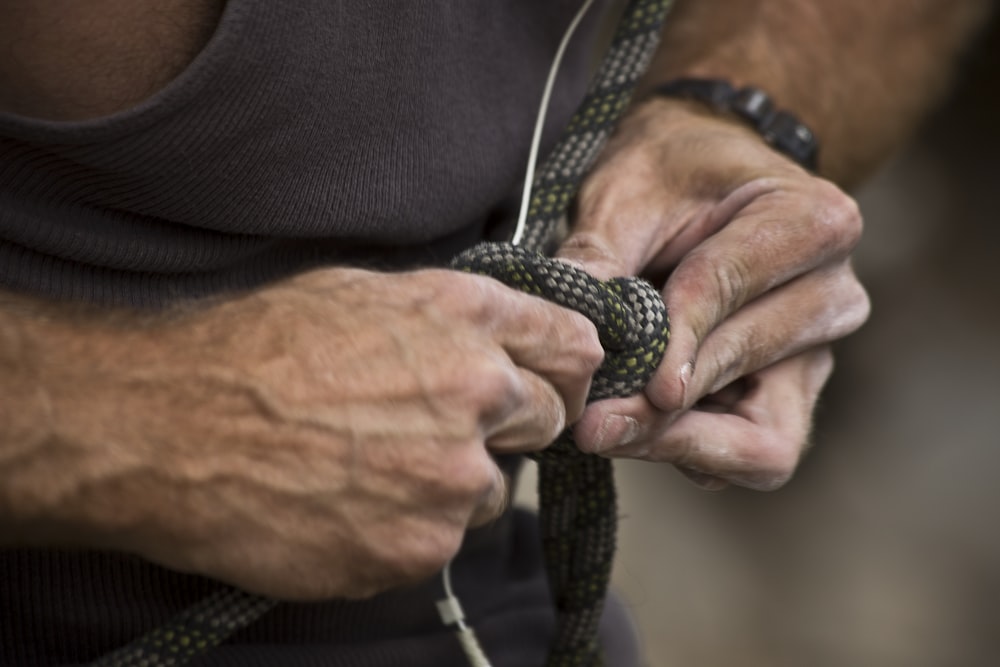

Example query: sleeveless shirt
[0,0,610,307]
[0,1,617,665]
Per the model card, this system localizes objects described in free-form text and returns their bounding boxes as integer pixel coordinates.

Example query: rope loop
[452,242,673,667]
[450,242,669,413]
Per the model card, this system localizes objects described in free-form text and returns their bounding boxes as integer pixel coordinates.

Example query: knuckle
[566,312,605,373]
[382,527,463,585]
[440,273,491,314]
[710,254,753,319]
[419,360,494,426]
[410,531,464,577]
[538,399,568,446]
[738,408,814,491]
[668,252,728,339]
[438,449,497,501]
[361,508,473,588]
[822,267,872,339]
[841,276,872,331]
[810,180,864,252]
[467,359,522,416]
[345,527,454,598]
[426,270,505,325]
[746,444,801,491]
[538,308,604,379]
[442,352,515,409]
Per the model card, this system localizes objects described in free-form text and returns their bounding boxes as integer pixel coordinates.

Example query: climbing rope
[451,245,669,665]
[452,2,674,664]
[90,588,276,667]
[453,243,669,667]
[89,1,672,666]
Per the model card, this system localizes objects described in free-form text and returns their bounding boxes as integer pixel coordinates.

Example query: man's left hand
[556,98,870,491]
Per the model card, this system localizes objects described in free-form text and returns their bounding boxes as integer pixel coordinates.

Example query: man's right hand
[0,268,603,600]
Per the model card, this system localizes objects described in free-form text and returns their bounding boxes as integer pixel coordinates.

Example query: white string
[437,561,493,667]
[511,0,598,247]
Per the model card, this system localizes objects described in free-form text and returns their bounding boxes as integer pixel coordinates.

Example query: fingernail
[592,414,641,452]
[682,469,730,492]
[679,362,694,405]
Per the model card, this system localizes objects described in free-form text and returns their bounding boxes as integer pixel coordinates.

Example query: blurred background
[606,14,1000,667]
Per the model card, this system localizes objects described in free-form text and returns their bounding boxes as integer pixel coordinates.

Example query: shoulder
[0,0,225,120]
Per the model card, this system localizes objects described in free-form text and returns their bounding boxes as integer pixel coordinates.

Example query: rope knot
[450,242,669,414]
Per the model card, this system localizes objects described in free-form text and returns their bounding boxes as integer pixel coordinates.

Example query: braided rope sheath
[87,2,672,666]
[90,589,275,667]
[520,0,674,254]
[453,3,674,664]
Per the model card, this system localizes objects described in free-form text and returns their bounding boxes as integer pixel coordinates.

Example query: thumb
[555,178,668,279]
[554,229,638,281]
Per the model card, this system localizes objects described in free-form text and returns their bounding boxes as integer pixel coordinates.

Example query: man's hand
[0,268,602,599]
[556,99,870,490]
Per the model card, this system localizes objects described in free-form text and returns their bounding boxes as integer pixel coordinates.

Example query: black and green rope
[91,588,276,667]
[520,0,675,255]
[452,2,675,664]
[451,244,670,666]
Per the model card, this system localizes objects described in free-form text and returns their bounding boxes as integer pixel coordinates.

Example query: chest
[0,0,227,120]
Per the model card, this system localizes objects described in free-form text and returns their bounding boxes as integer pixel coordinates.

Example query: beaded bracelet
[651,77,819,170]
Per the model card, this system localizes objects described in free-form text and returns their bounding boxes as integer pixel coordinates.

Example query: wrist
[648,77,819,170]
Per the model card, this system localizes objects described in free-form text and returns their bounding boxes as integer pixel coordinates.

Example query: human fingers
[582,348,834,491]
[462,274,605,424]
[554,99,807,282]
[571,259,865,454]
[467,466,512,527]
[649,178,864,411]
[474,363,579,454]
[658,257,869,409]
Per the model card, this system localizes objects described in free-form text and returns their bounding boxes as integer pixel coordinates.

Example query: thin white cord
[437,4,598,664]
[441,560,458,602]
[511,0,598,247]
[437,561,493,667]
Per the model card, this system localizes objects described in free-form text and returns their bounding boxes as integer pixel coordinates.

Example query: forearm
[0,288,287,552]
[641,0,992,185]
[0,296,53,541]
[0,291,196,549]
